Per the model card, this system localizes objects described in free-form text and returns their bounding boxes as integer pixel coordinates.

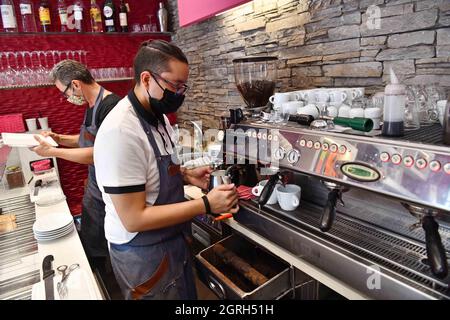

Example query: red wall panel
[0,32,170,215]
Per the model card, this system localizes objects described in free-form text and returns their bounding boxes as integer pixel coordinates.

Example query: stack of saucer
[33,212,73,242]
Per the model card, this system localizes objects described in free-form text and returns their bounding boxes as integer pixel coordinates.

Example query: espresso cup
[349,108,364,118]
[269,93,290,106]
[25,118,37,132]
[298,104,320,119]
[338,104,351,118]
[329,91,347,104]
[288,92,302,101]
[282,101,304,115]
[276,184,301,211]
[252,179,279,205]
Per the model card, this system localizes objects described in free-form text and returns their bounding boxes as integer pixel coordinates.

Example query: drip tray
[195,234,311,299]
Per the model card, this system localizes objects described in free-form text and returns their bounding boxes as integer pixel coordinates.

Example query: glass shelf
[0,31,172,36]
[0,77,133,90]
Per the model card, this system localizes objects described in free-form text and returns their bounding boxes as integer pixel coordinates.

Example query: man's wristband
[201,195,212,215]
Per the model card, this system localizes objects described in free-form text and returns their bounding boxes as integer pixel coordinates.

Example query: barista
[31,60,121,284]
[94,40,239,300]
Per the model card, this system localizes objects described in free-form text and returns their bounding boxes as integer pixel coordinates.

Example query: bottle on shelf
[157,1,168,32]
[38,0,51,32]
[73,0,84,33]
[103,0,115,32]
[89,0,103,32]
[19,0,37,32]
[57,0,68,32]
[119,0,128,32]
[1,0,18,32]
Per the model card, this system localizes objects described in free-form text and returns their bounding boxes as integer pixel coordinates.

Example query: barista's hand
[183,166,212,190]
[207,184,239,214]
[40,131,61,144]
[31,135,56,157]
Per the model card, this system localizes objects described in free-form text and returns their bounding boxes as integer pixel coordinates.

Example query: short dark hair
[50,59,95,85]
[133,40,188,83]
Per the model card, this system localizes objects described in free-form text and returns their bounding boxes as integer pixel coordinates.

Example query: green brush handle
[333,117,374,132]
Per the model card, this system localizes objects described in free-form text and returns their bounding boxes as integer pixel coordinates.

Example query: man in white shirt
[94,40,238,300]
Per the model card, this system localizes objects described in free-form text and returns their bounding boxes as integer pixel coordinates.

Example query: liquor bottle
[103,0,115,32]
[38,0,51,32]
[19,0,37,32]
[1,0,18,32]
[89,0,103,32]
[73,0,84,32]
[57,0,68,32]
[119,0,128,32]
[157,2,167,32]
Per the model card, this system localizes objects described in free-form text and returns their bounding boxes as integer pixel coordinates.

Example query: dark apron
[109,96,196,300]
[79,87,109,258]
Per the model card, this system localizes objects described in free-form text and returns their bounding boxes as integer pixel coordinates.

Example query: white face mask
[67,92,86,106]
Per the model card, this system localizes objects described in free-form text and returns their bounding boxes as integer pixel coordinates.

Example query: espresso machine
[216,56,450,299]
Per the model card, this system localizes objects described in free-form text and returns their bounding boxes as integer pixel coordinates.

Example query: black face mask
[147,88,185,116]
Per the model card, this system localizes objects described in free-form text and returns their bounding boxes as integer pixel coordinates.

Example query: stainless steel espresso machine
[218,57,450,300]
[225,120,450,300]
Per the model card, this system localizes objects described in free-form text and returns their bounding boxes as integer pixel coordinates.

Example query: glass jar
[5,166,25,189]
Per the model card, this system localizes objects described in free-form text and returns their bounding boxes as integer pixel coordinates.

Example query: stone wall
[166,0,450,129]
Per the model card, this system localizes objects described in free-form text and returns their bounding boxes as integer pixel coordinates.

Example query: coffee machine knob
[287,149,301,164]
[274,147,286,160]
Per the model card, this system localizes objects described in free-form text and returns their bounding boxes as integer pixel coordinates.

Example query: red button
[416,158,427,170]
[306,141,313,149]
[380,152,390,162]
[330,144,338,153]
[299,139,306,147]
[391,154,402,165]
[403,156,414,167]
[429,160,441,172]
[444,163,450,175]
[314,142,321,150]
[322,143,329,151]
[338,145,347,154]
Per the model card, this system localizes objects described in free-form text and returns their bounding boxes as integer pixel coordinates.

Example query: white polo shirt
[94,92,175,245]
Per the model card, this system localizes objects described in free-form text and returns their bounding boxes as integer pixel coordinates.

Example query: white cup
[276,184,301,211]
[364,108,382,130]
[315,90,330,104]
[338,104,351,118]
[349,108,365,118]
[269,93,290,106]
[252,180,279,205]
[327,106,338,117]
[38,117,49,130]
[25,118,37,131]
[299,104,320,119]
[329,91,347,104]
[282,101,304,115]
[288,92,302,101]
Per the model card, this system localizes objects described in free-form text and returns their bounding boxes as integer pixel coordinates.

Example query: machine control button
[416,158,427,169]
[403,156,414,167]
[299,139,306,147]
[268,134,272,141]
[330,144,338,153]
[257,132,262,139]
[247,131,252,137]
[429,160,441,172]
[252,131,257,138]
[322,143,329,151]
[380,152,390,162]
[391,154,402,165]
[314,142,321,150]
[274,147,286,160]
[273,135,278,142]
[444,163,450,174]
[262,133,267,140]
[338,145,347,154]
[287,149,301,164]
[306,140,314,149]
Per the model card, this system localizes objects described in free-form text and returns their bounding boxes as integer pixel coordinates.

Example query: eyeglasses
[61,82,71,98]
[149,71,189,96]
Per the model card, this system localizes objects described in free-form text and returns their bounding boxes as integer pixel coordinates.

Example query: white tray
[1,133,58,148]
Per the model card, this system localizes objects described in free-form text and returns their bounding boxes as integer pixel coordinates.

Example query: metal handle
[320,189,340,232]
[207,275,226,299]
[422,216,448,279]
[258,174,280,207]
